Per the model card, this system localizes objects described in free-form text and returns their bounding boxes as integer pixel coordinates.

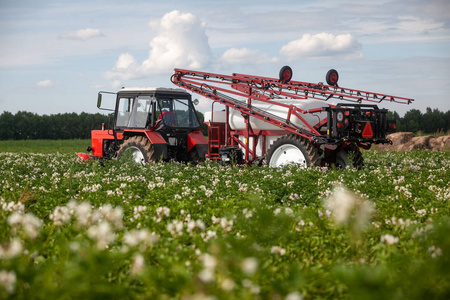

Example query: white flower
[205,189,214,198]
[186,220,205,233]
[285,291,304,300]
[220,278,236,291]
[73,202,93,227]
[49,206,72,226]
[289,193,300,201]
[202,253,217,269]
[130,254,145,276]
[324,186,355,225]
[131,205,147,221]
[428,246,442,259]
[0,270,16,294]
[167,220,184,237]
[154,206,170,223]
[220,218,233,233]
[123,229,160,251]
[198,254,217,283]
[380,234,399,245]
[238,183,248,192]
[99,204,124,229]
[241,257,258,275]
[198,268,215,283]
[243,208,254,218]
[271,246,286,256]
[324,185,374,228]
[7,212,43,239]
[201,230,217,242]
[87,221,116,249]
[284,208,294,216]
[0,238,23,260]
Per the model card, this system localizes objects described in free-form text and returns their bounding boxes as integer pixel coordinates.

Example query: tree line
[387,107,450,134]
[0,107,448,140]
[0,111,110,140]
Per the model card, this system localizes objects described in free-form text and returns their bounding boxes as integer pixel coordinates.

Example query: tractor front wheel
[116,136,156,164]
[265,135,320,168]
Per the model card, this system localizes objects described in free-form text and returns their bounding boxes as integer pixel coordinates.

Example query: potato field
[0,141,449,299]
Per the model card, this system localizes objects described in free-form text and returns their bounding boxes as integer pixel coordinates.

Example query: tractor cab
[109,87,200,132]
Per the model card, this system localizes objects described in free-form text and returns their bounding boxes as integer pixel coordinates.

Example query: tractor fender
[144,131,167,145]
[187,131,208,152]
[144,131,168,160]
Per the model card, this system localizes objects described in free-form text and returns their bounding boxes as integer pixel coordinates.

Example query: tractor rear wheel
[265,135,320,168]
[116,136,157,164]
[333,143,364,169]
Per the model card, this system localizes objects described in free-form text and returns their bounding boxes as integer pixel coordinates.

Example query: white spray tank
[205,98,330,159]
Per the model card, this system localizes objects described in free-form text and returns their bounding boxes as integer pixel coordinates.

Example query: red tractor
[79,87,208,163]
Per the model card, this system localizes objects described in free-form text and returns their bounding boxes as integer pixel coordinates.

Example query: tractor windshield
[157,98,200,128]
[116,96,154,128]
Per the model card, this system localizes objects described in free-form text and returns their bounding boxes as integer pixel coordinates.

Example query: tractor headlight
[337,111,344,122]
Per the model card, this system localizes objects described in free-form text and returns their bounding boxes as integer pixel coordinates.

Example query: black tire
[279,66,293,84]
[333,143,364,169]
[188,147,206,164]
[326,69,339,86]
[265,134,320,168]
[116,136,157,164]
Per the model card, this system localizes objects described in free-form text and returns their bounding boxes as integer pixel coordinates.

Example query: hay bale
[373,132,450,152]
[375,132,415,151]
[430,136,450,151]
[399,135,434,151]
[387,132,415,146]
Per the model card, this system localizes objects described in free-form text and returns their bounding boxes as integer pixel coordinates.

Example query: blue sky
[1,0,449,116]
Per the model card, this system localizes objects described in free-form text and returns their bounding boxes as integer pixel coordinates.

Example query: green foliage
[0,149,449,299]
[0,111,110,140]
[389,107,450,133]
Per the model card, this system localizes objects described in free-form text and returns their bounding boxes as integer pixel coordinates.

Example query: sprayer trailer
[171,66,413,168]
[78,87,208,164]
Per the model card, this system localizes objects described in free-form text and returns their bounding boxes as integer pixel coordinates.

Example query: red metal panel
[91,130,123,157]
[144,131,167,145]
[187,131,208,152]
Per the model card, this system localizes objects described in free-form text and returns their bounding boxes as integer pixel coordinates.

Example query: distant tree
[400,109,422,133]
[0,112,14,140]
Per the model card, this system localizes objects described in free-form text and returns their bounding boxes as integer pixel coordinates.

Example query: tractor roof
[119,87,188,94]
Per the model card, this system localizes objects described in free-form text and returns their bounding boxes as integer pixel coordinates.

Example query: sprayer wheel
[326,69,339,86]
[265,135,320,168]
[333,143,364,169]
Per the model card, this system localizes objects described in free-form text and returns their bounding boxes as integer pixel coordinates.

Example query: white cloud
[219,47,279,65]
[59,28,105,41]
[105,10,211,81]
[36,80,54,87]
[279,33,362,59]
[396,16,445,34]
